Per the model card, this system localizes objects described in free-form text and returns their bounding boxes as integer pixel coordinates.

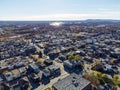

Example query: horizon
[0,0,120,20]
[0,19,120,22]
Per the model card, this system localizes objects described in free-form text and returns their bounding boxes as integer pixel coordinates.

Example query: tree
[102,74,107,78]
[113,74,119,81]
[83,73,100,89]
[68,54,74,60]
[95,72,102,78]
[74,55,82,61]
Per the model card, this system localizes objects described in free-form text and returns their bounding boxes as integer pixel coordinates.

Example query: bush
[68,54,74,60]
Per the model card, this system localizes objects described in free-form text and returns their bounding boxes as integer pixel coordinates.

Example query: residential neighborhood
[0,20,120,90]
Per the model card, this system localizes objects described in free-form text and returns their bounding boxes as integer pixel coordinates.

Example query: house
[63,60,82,69]
[86,45,97,51]
[25,43,36,55]
[29,73,40,82]
[43,48,50,55]
[11,69,21,79]
[19,67,26,76]
[2,79,21,90]
[58,55,66,62]
[36,62,46,69]
[8,80,20,90]
[84,56,93,63]
[44,60,53,66]
[76,50,86,56]
[15,62,24,68]
[93,51,107,59]
[104,64,118,76]
[48,65,61,76]
[0,83,10,90]
[78,43,86,49]
[8,65,14,70]
[19,76,29,90]
[28,63,40,73]
[101,48,110,55]
[86,39,94,44]
[52,73,91,90]
[43,68,51,78]
[99,83,113,90]
[63,60,83,73]
[48,52,59,60]
[110,52,120,59]
[3,72,14,82]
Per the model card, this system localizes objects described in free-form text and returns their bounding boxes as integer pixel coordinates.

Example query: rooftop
[53,73,91,90]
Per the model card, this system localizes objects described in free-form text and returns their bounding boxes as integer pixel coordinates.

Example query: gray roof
[53,73,91,90]
[29,63,39,70]
[48,65,60,71]
[64,60,81,67]
[4,72,13,81]
[64,60,73,67]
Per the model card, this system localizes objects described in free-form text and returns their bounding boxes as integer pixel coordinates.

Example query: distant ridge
[81,19,120,23]
[0,19,120,25]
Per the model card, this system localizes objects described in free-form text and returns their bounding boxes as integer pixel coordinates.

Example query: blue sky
[0,0,120,20]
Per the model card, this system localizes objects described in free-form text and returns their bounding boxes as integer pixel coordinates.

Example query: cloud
[0,12,120,20]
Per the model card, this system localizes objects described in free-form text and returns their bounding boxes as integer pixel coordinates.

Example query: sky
[0,0,120,20]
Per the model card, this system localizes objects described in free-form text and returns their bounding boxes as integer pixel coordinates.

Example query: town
[0,20,120,90]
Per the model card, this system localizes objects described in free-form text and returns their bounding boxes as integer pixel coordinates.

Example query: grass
[44,87,52,90]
